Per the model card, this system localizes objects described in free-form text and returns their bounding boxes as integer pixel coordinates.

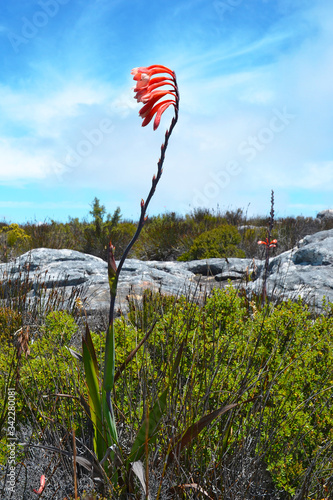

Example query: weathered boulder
[247,229,333,307]
[0,229,332,316]
[0,249,256,316]
[316,209,333,221]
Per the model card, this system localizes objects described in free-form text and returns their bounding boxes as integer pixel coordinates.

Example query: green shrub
[0,223,31,261]
[178,224,245,260]
[1,283,332,497]
[42,310,78,345]
[124,288,333,496]
[11,311,81,427]
[133,212,187,260]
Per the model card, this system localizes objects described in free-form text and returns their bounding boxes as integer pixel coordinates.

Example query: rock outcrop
[1,229,332,316]
[248,228,333,308]
[316,209,333,221]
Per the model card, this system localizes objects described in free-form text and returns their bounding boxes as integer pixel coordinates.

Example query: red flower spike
[33,475,46,494]
[132,64,178,130]
[141,100,176,129]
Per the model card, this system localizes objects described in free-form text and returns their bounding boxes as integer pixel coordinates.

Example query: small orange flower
[131,65,178,130]
[258,238,277,248]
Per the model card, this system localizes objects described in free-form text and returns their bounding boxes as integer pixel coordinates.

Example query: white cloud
[0,138,51,181]
[1,1,332,221]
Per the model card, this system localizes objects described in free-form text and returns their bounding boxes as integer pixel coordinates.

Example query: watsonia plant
[81,65,181,492]
[257,189,278,304]
[78,66,251,497]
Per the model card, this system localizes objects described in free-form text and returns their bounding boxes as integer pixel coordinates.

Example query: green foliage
[0,310,83,467]
[42,310,78,345]
[4,201,331,262]
[21,312,76,394]
[134,212,187,260]
[124,288,333,496]
[12,311,81,428]
[178,224,245,260]
[0,286,332,496]
[89,196,107,239]
[0,223,31,261]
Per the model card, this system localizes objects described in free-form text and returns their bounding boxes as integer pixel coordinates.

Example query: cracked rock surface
[0,229,332,315]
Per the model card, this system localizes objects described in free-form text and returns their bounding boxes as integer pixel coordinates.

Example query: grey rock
[247,229,333,308]
[1,229,332,317]
[316,209,333,221]
[238,225,266,231]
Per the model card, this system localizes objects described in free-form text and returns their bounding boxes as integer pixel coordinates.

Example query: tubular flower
[131,65,179,130]
[258,238,277,248]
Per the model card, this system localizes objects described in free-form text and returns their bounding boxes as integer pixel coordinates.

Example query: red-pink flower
[33,475,46,494]
[258,238,277,248]
[131,65,178,130]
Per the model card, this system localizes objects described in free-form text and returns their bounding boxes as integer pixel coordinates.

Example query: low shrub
[178,224,245,260]
[1,287,332,498]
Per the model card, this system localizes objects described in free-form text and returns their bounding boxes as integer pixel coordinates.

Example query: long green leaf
[82,323,104,460]
[128,343,184,464]
[167,398,254,464]
[103,323,115,393]
[102,322,118,462]
[102,388,118,445]
[129,388,168,464]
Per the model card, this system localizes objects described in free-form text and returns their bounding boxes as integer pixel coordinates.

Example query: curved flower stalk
[78,67,251,496]
[258,190,276,304]
[82,65,179,484]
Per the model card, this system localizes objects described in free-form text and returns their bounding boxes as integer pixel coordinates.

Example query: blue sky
[0,0,332,223]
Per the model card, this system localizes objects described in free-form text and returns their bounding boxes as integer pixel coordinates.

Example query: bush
[178,224,245,261]
[124,287,333,497]
[0,224,31,261]
[0,310,83,469]
[1,286,332,497]
[133,212,187,260]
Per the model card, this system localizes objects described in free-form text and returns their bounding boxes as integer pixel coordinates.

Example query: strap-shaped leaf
[103,323,115,393]
[82,323,104,460]
[128,342,184,464]
[102,388,118,445]
[129,388,168,464]
[167,399,253,464]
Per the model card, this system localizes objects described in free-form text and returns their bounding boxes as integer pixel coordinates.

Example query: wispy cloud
[0,0,332,222]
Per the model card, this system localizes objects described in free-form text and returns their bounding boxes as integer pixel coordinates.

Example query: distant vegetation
[0,197,332,263]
